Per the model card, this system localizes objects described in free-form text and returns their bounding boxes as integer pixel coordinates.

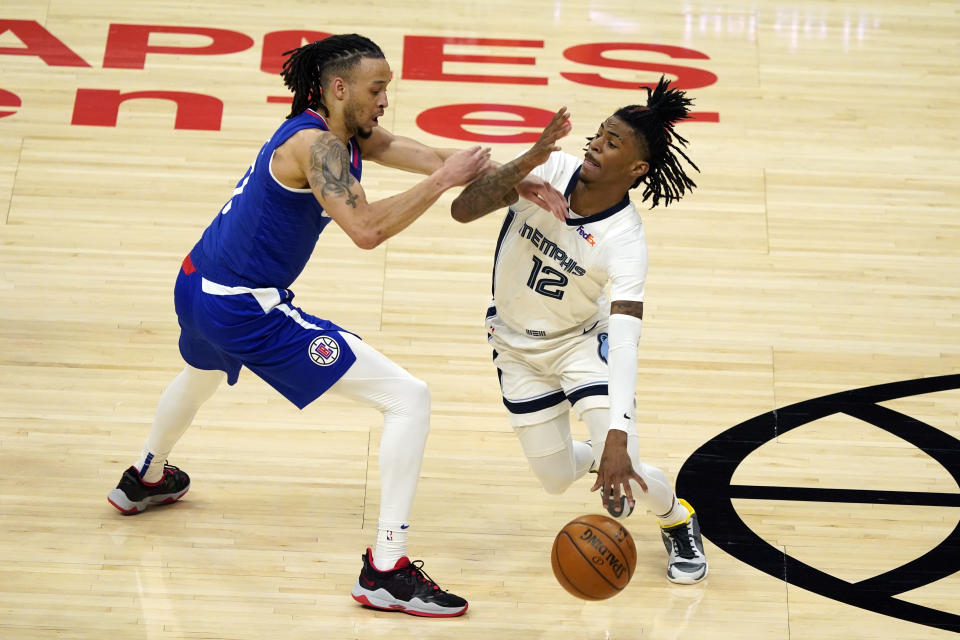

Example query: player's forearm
[607,311,643,436]
[377,144,461,175]
[450,153,537,223]
[358,172,453,248]
[432,147,461,162]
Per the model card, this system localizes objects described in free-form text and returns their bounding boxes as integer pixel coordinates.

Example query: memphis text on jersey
[519,221,587,276]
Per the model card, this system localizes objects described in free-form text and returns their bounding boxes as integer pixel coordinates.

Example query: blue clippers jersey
[189,109,363,288]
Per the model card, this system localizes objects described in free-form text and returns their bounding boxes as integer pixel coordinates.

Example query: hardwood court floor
[1,0,958,638]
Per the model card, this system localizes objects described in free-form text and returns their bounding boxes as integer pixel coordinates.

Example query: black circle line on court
[676,373,960,634]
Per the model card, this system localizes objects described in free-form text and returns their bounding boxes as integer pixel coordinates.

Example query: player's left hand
[526,106,572,166]
[591,430,647,514]
[516,175,567,221]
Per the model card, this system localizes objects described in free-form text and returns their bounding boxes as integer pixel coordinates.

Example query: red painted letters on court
[0,88,21,119]
[102,24,254,69]
[402,36,547,85]
[260,31,332,74]
[561,43,717,90]
[0,19,91,67]
[72,89,224,130]
[0,22,721,136]
[417,104,556,144]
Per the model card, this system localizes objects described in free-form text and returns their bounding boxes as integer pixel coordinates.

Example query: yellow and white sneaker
[659,499,708,584]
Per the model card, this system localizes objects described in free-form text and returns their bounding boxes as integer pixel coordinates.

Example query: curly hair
[595,76,700,208]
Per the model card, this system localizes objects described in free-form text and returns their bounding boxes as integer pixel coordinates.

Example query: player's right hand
[591,430,648,514]
[516,175,568,221]
[440,146,492,187]
[526,106,572,166]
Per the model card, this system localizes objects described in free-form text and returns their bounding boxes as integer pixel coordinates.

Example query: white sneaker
[660,499,708,584]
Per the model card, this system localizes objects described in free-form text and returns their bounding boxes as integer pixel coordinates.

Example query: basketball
[551,514,637,600]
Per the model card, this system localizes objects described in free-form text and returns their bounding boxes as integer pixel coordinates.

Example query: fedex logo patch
[577,225,596,246]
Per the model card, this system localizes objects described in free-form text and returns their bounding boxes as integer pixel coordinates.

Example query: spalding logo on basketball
[308,335,340,366]
[551,514,637,600]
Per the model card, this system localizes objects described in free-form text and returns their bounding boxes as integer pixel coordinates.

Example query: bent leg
[514,413,594,495]
[328,333,431,569]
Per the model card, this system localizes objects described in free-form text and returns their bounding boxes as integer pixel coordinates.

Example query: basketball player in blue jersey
[102,34,539,617]
[450,79,709,585]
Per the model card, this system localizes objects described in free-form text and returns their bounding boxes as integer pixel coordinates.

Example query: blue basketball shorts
[173,255,357,409]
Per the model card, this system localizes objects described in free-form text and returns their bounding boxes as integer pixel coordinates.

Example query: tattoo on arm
[308,134,359,208]
[453,159,525,221]
[610,300,644,319]
[498,188,521,208]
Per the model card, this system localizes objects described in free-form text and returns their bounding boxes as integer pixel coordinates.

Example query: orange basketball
[551,514,637,600]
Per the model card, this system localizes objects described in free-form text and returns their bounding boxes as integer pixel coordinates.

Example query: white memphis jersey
[490,151,647,342]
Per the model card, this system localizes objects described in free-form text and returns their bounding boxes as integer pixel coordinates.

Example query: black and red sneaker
[107,463,190,515]
[351,548,468,617]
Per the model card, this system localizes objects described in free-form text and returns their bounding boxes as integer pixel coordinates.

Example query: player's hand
[439,146,492,187]
[525,106,572,166]
[590,430,647,515]
[516,175,567,221]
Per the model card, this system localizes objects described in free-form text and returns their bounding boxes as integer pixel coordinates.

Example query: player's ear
[332,76,347,100]
[630,160,650,180]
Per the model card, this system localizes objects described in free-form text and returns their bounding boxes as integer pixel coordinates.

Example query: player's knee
[395,375,431,423]
[527,455,576,495]
[408,375,431,408]
[539,476,573,495]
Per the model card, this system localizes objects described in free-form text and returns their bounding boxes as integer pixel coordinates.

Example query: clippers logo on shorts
[308,336,340,366]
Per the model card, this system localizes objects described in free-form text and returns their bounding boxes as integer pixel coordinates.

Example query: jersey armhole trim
[268,148,313,194]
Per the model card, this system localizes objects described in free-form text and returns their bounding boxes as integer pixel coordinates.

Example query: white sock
[373,520,410,570]
[658,497,691,527]
[136,365,223,483]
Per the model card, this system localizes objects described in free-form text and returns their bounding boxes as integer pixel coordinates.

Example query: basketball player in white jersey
[451,78,708,584]
[104,34,557,617]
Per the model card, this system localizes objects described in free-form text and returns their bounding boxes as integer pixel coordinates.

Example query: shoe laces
[138,461,180,487]
[406,560,444,593]
[668,525,701,560]
[159,462,182,481]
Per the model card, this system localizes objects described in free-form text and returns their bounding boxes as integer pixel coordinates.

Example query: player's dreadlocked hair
[280,34,385,119]
[610,76,700,208]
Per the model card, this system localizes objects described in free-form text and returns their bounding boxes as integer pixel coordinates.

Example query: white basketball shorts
[487,306,609,427]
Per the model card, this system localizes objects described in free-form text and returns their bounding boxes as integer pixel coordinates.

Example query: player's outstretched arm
[306,131,489,249]
[591,300,648,511]
[451,107,572,223]
[359,127,460,175]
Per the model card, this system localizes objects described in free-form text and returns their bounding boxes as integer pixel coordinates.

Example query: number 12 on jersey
[527,256,568,300]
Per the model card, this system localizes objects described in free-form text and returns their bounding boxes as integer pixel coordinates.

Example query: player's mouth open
[584,155,600,169]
